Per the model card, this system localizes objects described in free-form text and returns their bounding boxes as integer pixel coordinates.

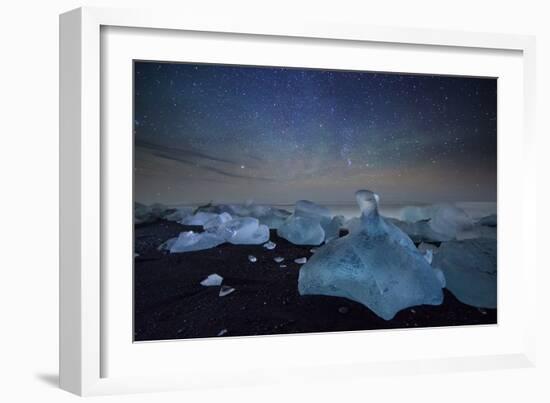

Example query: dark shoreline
[134,219,496,342]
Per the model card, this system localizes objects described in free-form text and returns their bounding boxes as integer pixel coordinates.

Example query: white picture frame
[59,6,537,396]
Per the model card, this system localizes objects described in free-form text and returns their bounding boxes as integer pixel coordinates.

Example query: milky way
[134,61,496,205]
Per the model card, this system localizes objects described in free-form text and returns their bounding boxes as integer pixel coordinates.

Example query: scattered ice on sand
[433,238,496,308]
[263,241,276,250]
[294,257,307,264]
[217,329,228,336]
[219,285,235,297]
[248,255,257,263]
[200,274,223,287]
[274,257,285,263]
[169,231,225,253]
[298,189,444,320]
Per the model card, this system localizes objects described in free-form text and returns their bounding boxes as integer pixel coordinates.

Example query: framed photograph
[60,7,537,396]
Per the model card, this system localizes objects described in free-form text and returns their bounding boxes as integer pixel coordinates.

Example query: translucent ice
[200,274,223,287]
[219,285,235,297]
[277,200,334,245]
[429,204,474,238]
[248,255,257,263]
[263,241,276,250]
[181,212,220,226]
[274,257,285,263]
[322,215,346,242]
[278,215,325,245]
[294,200,332,219]
[298,189,444,320]
[216,217,269,245]
[294,257,307,264]
[433,238,496,308]
[169,231,225,253]
[257,208,292,229]
[203,212,233,232]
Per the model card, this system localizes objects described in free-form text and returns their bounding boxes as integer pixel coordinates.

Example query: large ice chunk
[433,238,496,308]
[277,200,332,245]
[298,189,444,320]
[278,215,325,245]
[169,231,225,253]
[216,217,269,245]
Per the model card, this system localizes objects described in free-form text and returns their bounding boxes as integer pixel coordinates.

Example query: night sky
[134,61,496,206]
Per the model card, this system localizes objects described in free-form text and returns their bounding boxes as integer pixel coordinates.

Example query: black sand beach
[134,219,496,342]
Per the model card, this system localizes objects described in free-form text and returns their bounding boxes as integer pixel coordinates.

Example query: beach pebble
[200,274,223,287]
[274,257,284,263]
[219,285,235,297]
[263,241,276,250]
[294,257,307,264]
[248,255,257,263]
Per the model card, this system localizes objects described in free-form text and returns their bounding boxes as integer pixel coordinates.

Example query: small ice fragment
[310,248,318,254]
[338,306,349,314]
[424,249,433,264]
[200,274,223,287]
[294,257,307,264]
[134,253,139,258]
[280,264,287,268]
[217,329,228,336]
[274,257,284,263]
[263,241,276,250]
[248,255,257,263]
[219,285,235,297]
